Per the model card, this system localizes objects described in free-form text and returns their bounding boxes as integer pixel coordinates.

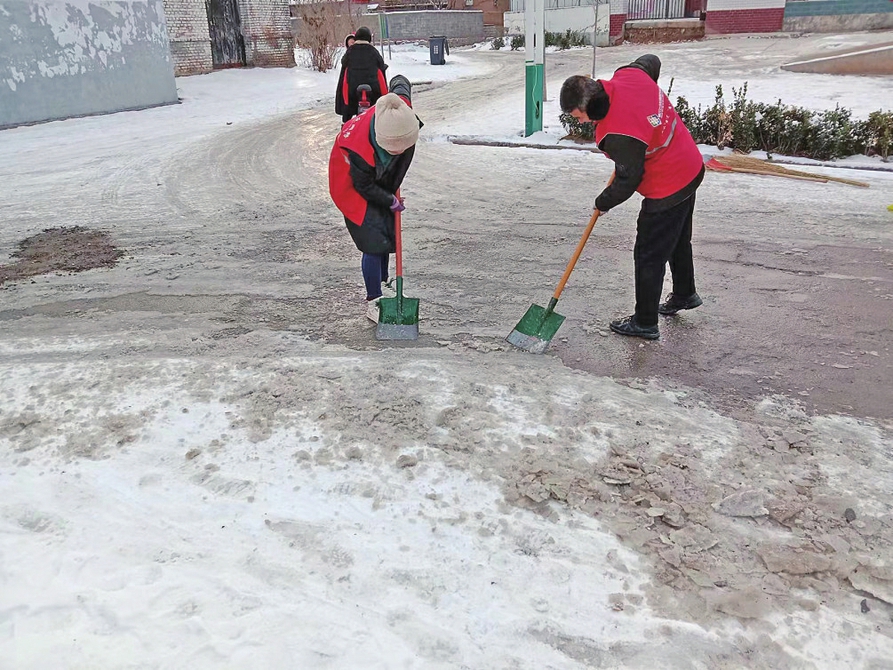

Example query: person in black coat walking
[334,33,355,119]
[334,27,388,124]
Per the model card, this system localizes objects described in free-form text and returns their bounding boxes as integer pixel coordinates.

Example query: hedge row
[493,31,587,52]
[560,82,892,161]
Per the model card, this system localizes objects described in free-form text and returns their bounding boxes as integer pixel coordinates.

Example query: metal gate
[206,0,246,68]
[627,0,685,20]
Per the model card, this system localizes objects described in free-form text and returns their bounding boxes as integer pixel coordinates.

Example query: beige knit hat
[374,93,419,155]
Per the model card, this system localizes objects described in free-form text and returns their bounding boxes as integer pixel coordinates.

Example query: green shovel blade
[376,277,419,341]
[377,295,419,326]
[506,303,566,354]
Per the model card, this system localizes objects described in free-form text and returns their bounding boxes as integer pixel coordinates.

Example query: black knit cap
[355,27,372,42]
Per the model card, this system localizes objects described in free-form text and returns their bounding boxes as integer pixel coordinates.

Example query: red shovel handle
[394,189,403,278]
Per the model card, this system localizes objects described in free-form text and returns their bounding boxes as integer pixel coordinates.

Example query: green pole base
[525,63,544,137]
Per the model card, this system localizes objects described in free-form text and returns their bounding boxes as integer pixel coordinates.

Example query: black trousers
[633,192,697,327]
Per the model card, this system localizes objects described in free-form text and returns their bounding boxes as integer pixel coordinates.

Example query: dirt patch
[0,226,123,286]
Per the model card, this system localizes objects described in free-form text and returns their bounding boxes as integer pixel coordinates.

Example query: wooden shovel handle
[552,171,615,301]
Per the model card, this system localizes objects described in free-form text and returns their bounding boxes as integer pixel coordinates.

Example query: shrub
[295,1,354,72]
[561,81,893,161]
[510,34,524,51]
[863,110,893,159]
[809,106,860,160]
[490,36,505,50]
[545,29,586,50]
[559,112,595,142]
[702,85,732,149]
[729,83,760,154]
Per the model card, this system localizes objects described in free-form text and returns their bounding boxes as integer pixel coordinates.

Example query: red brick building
[164,0,295,75]
[608,0,792,43]
[703,0,786,34]
[445,0,508,29]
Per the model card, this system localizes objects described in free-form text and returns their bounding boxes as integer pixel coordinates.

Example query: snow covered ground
[2,33,893,670]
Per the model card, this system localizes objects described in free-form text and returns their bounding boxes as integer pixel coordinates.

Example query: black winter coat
[335,42,388,119]
[344,142,416,255]
[343,75,421,255]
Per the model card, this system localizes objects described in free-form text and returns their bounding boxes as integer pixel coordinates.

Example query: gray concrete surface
[784,12,893,32]
[0,0,177,129]
[782,44,893,75]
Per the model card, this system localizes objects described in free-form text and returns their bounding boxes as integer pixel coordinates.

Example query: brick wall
[372,10,485,42]
[625,18,705,42]
[163,0,294,74]
[704,0,784,34]
[685,0,706,16]
[609,0,626,42]
[162,0,213,75]
[609,13,627,36]
[468,0,509,27]
[239,0,295,67]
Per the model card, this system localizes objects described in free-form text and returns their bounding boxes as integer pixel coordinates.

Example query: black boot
[610,315,659,340]
[658,292,702,316]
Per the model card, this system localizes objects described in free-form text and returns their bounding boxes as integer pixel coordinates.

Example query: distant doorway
[206,0,246,68]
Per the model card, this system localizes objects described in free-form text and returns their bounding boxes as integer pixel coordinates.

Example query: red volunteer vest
[328,108,376,225]
[342,67,389,107]
[596,68,703,199]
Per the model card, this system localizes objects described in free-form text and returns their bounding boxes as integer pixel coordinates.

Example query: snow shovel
[376,193,419,341]
[507,173,614,354]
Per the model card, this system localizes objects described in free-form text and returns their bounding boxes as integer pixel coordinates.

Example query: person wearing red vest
[334,33,356,120]
[560,55,705,340]
[329,75,422,322]
[335,27,389,124]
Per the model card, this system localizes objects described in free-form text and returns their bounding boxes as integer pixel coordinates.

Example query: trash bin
[428,36,448,65]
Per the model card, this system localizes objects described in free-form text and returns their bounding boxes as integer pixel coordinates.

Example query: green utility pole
[379,13,391,61]
[524,0,544,137]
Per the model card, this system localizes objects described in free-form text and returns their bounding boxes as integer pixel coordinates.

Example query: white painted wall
[1,0,178,128]
[505,4,610,45]
[510,0,604,10]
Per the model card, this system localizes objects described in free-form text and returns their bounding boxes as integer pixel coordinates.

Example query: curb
[446,136,893,174]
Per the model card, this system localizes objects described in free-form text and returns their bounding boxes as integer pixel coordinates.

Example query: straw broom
[714,154,870,188]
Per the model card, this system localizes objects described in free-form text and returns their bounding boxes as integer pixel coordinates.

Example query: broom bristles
[714,154,869,188]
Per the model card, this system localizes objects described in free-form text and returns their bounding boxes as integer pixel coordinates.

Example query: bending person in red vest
[328,75,422,322]
[561,55,705,340]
